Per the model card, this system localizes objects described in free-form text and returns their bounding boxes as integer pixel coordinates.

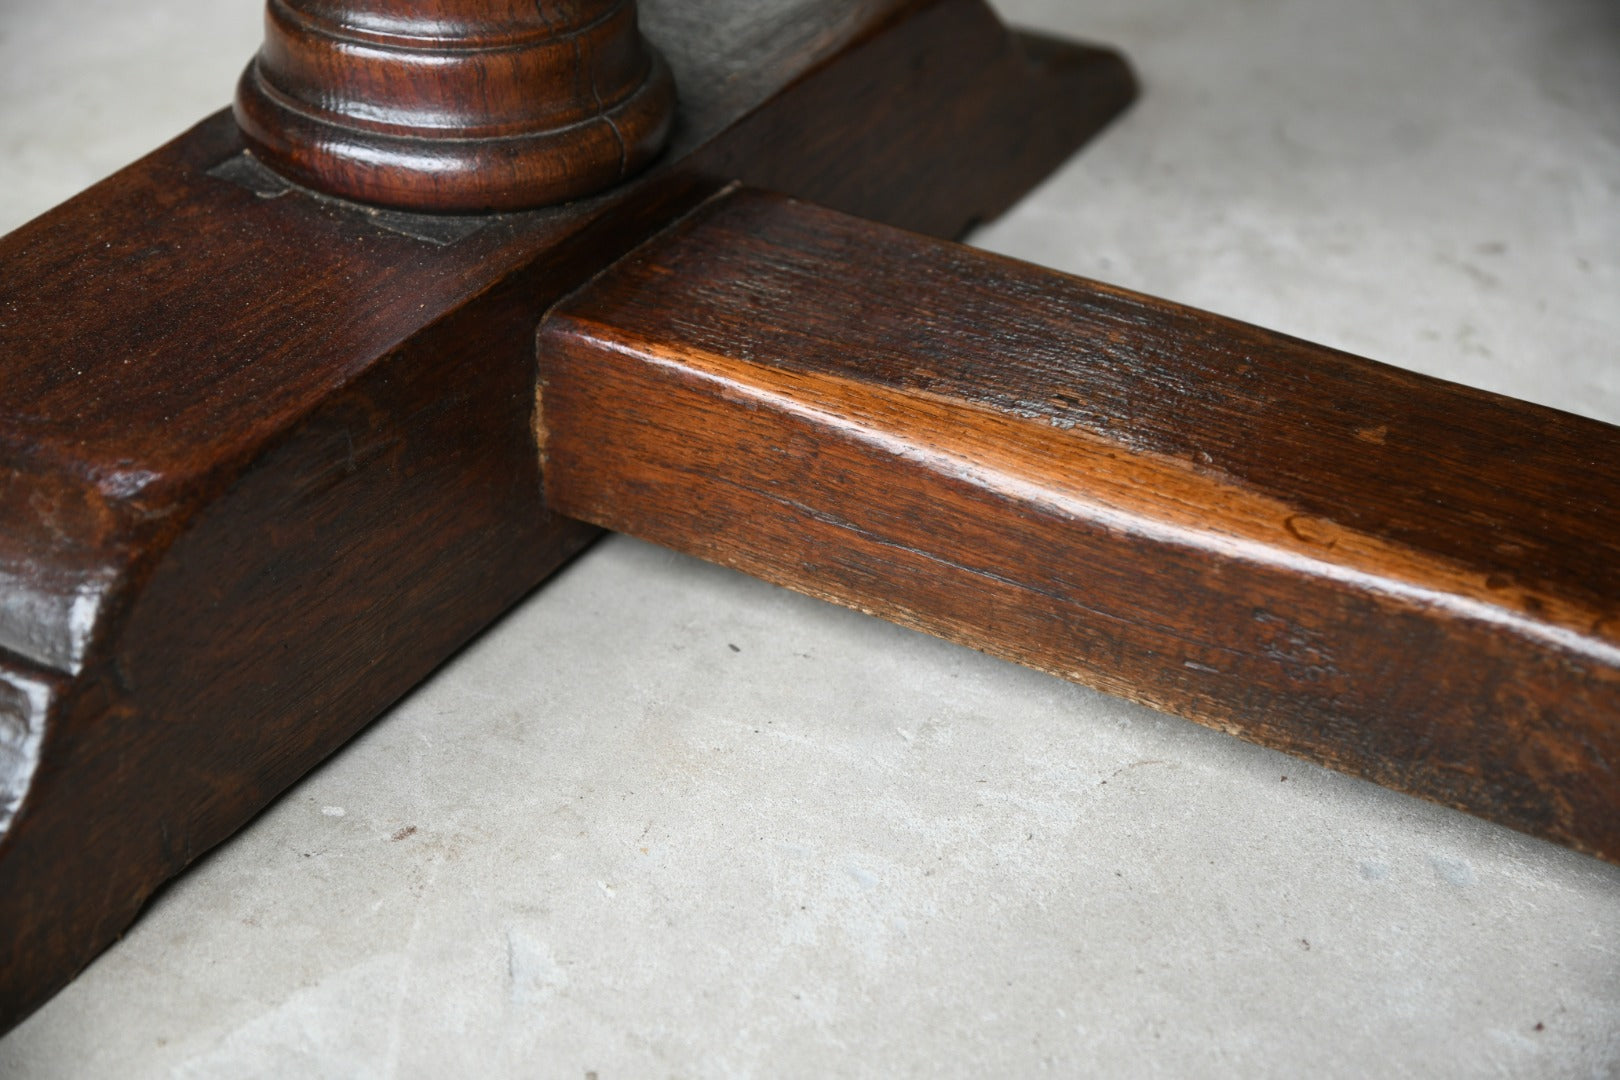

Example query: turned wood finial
[233,0,676,212]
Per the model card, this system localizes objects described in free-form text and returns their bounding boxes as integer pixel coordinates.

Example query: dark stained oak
[537,188,1620,863]
[0,0,1135,1030]
[234,0,677,210]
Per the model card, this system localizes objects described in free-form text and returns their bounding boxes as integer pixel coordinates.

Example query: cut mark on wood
[206,153,494,246]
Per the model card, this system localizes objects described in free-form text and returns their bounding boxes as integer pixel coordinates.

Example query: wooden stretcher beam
[538,187,1620,862]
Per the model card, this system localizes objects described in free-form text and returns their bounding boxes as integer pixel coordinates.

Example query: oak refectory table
[1,0,1616,1040]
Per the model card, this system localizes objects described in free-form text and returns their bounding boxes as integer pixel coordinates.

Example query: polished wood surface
[234,0,676,209]
[538,187,1620,862]
[0,0,1134,1030]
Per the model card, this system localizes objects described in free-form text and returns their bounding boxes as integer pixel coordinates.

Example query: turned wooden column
[234,0,676,211]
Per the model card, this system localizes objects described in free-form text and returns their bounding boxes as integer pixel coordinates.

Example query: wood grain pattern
[0,0,1134,1029]
[538,188,1620,863]
[234,0,677,210]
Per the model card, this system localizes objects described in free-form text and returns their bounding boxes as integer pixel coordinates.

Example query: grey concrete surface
[2,0,1618,1076]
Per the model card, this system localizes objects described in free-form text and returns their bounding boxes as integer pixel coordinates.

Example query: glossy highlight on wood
[537,188,1620,862]
[233,0,677,210]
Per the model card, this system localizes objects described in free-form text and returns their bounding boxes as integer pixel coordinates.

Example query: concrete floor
[2,0,1618,1076]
